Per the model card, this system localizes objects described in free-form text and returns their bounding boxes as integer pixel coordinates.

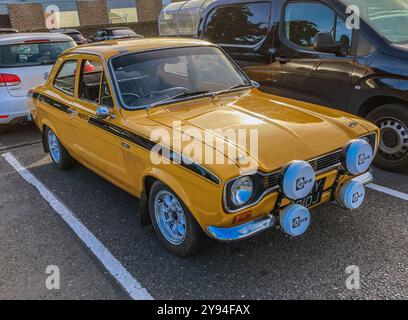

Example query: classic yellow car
[29,38,379,256]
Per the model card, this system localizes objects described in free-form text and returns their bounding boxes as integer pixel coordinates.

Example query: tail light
[84,62,95,73]
[0,73,21,87]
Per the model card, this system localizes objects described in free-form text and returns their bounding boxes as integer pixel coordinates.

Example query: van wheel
[149,181,208,256]
[367,104,408,172]
[45,128,76,170]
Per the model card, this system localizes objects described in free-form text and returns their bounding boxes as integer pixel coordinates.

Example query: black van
[159,0,408,172]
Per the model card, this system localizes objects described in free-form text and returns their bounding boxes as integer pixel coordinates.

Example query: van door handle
[276,56,291,64]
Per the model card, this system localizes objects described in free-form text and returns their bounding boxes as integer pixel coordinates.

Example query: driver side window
[79,59,113,107]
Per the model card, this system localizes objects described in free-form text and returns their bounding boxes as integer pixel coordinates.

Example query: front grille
[258,150,342,191]
[262,172,280,189]
[309,150,342,173]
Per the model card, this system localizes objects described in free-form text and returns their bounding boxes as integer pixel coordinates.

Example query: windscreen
[111,46,250,109]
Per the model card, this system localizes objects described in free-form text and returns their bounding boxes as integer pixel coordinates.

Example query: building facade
[0,0,173,30]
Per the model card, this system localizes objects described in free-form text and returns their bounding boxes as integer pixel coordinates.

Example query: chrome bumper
[207,214,276,242]
[351,171,374,185]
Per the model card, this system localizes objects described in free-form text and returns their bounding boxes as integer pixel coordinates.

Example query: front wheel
[367,104,408,172]
[149,181,208,256]
[46,128,76,170]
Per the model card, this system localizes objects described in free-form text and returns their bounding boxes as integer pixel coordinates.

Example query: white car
[0,33,76,133]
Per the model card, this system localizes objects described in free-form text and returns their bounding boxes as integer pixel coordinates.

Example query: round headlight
[230,176,254,206]
[343,139,373,175]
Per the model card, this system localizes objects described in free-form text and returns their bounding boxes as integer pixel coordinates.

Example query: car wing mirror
[251,80,260,88]
[313,32,343,55]
[96,106,114,120]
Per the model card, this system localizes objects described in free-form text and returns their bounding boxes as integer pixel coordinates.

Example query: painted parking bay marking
[367,183,408,202]
[1,152,153,300]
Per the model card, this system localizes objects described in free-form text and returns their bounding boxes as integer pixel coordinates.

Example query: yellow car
[29,38,379,256]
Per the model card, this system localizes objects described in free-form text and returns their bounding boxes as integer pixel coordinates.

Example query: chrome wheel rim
[47,130,61,163]
[378,117,408,160]
[154,190,186,245]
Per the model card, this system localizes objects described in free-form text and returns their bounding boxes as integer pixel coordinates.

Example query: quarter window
[284,2,352,52]
[203,2,271,46]
[54,60,77,96]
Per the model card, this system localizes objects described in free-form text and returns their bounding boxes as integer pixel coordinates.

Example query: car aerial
[159,0,408,172]
[28,38,379,256]
[0,33,76,133]
[0,28,18,35]
[89,27,143,43]
[49,28,88,45]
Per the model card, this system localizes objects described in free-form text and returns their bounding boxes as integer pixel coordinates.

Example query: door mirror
[96,106,112,120]
[313,32,343,55]
[251,80,260,88]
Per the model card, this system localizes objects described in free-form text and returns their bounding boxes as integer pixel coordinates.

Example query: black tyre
[149,181,208,256]
[45,127,76,170]
[0,125,8,135]
[367,104,408,172]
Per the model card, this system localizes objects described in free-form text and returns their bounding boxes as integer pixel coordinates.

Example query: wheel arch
[358,95,407,118]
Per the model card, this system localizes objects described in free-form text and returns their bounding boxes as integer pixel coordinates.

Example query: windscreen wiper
[148,90,210,110]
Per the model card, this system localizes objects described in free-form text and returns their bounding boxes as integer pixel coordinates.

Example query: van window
[284,2,352,51]
[203,2,271,46]
[54,60,77,96]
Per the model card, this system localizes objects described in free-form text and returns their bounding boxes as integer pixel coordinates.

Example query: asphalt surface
[0,123,407,300]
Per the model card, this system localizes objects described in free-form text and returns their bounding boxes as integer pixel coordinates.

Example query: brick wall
[137,0,164,22]
[0,14,11,28]
[77,0,109,27]
[8,3,46,30]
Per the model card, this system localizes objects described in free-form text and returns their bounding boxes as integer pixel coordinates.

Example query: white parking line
[367,183,408,202]
[1,152,153,300]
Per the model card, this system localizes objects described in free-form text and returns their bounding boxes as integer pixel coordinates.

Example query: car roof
[64,38,214,60]
[50,29,81,34]
[103,27,132,31]
[0,32,74,45]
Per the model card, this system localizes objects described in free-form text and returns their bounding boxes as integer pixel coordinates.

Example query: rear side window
[54,60,77,96]
[0,41,75,68]
[284,3,353,51]
[203,2,271,46]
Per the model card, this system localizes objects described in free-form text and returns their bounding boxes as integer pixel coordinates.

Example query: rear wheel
[367,104,408,172]
[149,181,208,256]
[0,125,8,135]
[46,128,76,170]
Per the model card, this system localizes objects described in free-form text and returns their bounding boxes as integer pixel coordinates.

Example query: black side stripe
[33,92,220,185]
[32,92,71,114]
[88,117,221,185]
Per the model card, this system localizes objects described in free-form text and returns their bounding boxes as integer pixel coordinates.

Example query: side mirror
[251,80,260,88]
[96,106,112,120]
[313,32,343,55]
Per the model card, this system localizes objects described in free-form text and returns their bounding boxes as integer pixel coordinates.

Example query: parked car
[28,38,378,256]
[0,33,76,133]
[159,0,408,172]
[49,29,87,45]
[0,28,18,35]
[89,27,143,43]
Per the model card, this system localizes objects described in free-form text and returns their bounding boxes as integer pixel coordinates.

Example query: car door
[270,1,355,109]
[69,55,131,190]
[48,58,79,148]
[201,1,274,86]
